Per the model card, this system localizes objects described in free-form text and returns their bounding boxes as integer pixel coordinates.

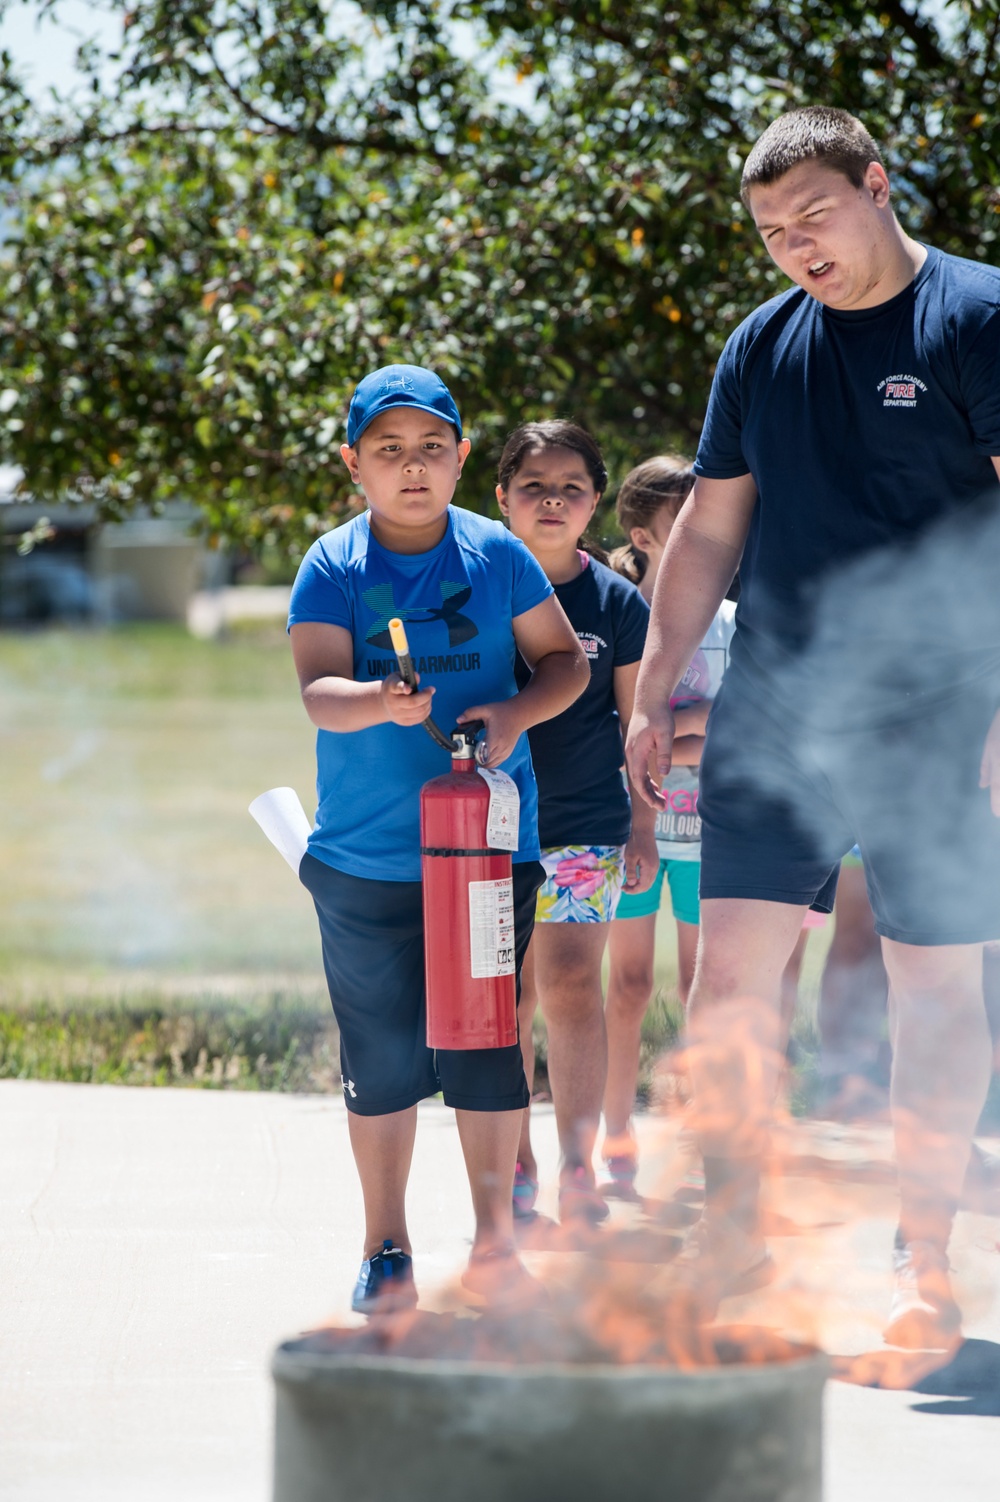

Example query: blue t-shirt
[695,245,1000,726]
[514,554,649,846]
[288,507,552,881]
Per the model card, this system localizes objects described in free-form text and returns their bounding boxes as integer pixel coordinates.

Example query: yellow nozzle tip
[388,617,410,655]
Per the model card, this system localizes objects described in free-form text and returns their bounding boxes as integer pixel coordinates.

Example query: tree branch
[542,0,681,59]
[201,36,449,160]
[31,114,449,163]
[203,37,307,142]
[878,0,954,78]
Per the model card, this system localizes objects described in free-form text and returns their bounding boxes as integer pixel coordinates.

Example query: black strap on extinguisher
[420,847,496,857]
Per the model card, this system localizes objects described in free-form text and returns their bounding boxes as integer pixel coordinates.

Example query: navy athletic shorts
[698,680,1000,946]
[299,854,543,1115]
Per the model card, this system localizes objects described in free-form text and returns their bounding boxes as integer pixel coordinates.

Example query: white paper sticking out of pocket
[476,767,520,851]
[249,787,313,873]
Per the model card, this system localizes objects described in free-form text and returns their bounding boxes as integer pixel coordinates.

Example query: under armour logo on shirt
[344,1079,357,1098]
[363,581,478,649]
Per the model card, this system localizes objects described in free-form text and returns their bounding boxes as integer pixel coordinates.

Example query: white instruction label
[476,767,520,851]
[468,877,516,979]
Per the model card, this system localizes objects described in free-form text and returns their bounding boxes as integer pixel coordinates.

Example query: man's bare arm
[625,474,758,807]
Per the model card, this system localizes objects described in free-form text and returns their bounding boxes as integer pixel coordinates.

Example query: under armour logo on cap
[379,372,415,395]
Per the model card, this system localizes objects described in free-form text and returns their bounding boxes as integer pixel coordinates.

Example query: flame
[305,1298,809,1372]
[305,1010,997,1391]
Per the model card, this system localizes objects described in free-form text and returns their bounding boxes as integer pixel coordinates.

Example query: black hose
[421,715,460,753]
[392,642,458,753]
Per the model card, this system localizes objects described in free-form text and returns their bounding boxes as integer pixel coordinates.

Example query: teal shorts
[615,858,701,927]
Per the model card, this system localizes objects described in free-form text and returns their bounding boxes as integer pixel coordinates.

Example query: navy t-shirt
[695,245,1000,727]
[288,508,552,880]
[515,554,649,846]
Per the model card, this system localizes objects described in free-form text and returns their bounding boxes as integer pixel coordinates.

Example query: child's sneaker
[559,1164,610,1225]
[513,1162,539,1221]
[351,1240,417,1315]
[602,1153,639,1201]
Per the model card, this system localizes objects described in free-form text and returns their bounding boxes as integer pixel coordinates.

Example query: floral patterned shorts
[535,844,627,924]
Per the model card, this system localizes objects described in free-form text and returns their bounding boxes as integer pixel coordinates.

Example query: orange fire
[312,1021,997,1391]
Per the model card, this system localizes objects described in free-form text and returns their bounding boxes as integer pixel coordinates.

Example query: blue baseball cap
[346,364,463,447]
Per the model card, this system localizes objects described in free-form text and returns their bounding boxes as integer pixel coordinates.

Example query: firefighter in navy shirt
[627,107,1000,1349]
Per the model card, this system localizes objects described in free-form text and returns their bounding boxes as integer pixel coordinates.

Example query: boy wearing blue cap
[288,365,588,1311]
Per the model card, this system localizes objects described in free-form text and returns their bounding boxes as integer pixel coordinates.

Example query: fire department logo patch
[877,372,928,409]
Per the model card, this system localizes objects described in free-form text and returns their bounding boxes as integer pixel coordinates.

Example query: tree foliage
[1,0,999,553]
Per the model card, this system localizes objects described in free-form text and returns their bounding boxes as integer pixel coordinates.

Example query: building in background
[0,474,226,627]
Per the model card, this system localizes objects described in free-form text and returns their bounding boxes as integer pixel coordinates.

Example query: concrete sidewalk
[0,1080,998,1501]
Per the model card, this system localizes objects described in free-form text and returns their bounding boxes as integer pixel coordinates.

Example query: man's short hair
[740,107,885,205]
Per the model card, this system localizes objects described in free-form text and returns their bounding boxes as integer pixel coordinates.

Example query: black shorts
[299,854,542,1116]
[699,681,1000,946]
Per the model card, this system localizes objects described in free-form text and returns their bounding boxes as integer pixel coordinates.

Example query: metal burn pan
[272,1324,828,1502]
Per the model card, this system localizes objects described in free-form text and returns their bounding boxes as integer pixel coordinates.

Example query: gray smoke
[752,491,1000,935]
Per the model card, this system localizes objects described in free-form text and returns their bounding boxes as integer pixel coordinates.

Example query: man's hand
[622,826,659,894]
[980,707,1000,816]
[380,672,436,726]
[456,699,525,767]
[625,704,676,810]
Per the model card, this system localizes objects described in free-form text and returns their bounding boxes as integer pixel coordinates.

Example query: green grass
[0,622,337,1086]
[0,622,833,1094]
[0,993,339,1091]
[0,622,324,997]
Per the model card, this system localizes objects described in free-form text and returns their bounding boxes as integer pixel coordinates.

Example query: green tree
[1,0,998,554]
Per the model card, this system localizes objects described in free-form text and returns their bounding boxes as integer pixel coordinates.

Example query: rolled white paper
[249,787,313,873]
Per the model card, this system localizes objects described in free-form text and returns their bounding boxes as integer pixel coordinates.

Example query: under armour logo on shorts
[344,1079,357,1098]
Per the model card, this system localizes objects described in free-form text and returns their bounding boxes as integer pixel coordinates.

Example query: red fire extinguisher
[389,619,518,1051]
[420,729,518,1050]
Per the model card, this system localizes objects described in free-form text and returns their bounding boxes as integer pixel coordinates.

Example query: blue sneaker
[513,1161,539,1221]
[351,1240,417,1315]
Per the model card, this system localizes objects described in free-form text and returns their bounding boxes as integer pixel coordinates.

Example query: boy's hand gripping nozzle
[388,618,462,754]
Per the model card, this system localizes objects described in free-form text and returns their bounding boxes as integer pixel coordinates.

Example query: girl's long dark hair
[497,420,609,562]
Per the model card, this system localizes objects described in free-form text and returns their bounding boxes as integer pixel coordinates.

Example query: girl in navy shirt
[496,421,657,1224]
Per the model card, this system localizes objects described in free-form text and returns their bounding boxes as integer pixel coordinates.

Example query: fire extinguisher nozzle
[388,617,410,658]
[390,617,465,755]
